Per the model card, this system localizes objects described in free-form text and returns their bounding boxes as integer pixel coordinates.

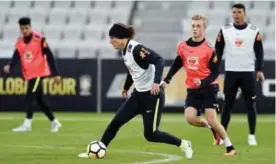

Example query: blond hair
[192,14,208,29]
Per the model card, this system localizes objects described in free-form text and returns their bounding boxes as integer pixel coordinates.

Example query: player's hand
[151,83,160,95]
[256,71,265,85]
[122,89,128,97]
[53,75,61,85]
[3,65,10,74]
[193,78,201,87]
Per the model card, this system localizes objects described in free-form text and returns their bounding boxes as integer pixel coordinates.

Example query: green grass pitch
[0,112,274,164]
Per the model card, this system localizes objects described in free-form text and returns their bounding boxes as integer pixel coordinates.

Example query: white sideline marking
[0,116,274,123]
[4,145,182,164]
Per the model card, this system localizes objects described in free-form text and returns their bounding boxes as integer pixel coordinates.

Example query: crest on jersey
[24,51,33,62]
[235,39,243,47]
[187,56,199,70]
[139,47,150,59]
[127,44,132,52]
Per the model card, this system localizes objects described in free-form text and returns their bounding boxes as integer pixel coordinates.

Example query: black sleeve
[163,55,183,84]
[123,72,133,91]
[41,37,59,76]
[254,32,264,71]
[214,29,225,58]
[200,51,221,87]
[9,49,20,70]
[132,44,164,84]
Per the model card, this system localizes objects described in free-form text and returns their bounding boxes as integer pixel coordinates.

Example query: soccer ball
[86,141,107,159]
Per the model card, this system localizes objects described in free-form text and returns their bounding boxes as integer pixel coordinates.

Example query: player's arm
[132,45,164,84]
[3,49,20,74]
[41,37,60,76]
[123,72,133,91]
[9,50,20,70]
[254,32,264,72]
[163,55,183,84]
[214,29,225,58]
[200,51,221,87]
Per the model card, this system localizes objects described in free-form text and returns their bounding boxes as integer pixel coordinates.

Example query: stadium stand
[0,0,134,59]
[0,1,274,60]
[134,1,275,60]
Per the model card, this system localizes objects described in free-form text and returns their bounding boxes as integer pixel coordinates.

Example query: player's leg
[203,86,236,155]
[100,92,139,147]
[35,78,61,133]
[184,90,209,128]
[141,89,193,159]
[205,108,236,155]
[221,72,239,131]
[240,72,257,146]
[13,78,37,132]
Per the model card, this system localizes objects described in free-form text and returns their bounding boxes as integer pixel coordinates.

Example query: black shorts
[185,84,219,112]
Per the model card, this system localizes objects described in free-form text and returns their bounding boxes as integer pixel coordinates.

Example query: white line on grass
[3,145,182,164]
[118,150,182,164]
[0,116,274,123]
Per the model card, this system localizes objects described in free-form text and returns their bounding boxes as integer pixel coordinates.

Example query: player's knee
[206,115,218,127]
[246,101,256,111]
[144,131,157,142]
[185,115,197,125]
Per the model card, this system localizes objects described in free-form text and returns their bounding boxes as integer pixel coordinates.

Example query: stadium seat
[74,1,92,9]
[87,10,109,24]
[12,1,32,10]
[43,25,63,41]
[76,41,98,58]
[7,8,30,25]
[94,1,113,9]
[211,1,231,9]
[232,1,253,9]
[109,9,129,24]
[62,25,82,41]
[2,24,20,41]
[67,9,88,26]
[189,1,211,11]
[29,9,48,28]
[83,24,104,41]
[48,8,68,25]
[252,1,271,10]
[34,1,52,9]
[0,1,11,10]
[53,1,73,9]
[56,44,77,58]
[115,1,133,11]
[0,39,14,57]
[265,26,275,42]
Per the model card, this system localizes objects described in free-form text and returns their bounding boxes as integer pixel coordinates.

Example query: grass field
[0,112,274,164]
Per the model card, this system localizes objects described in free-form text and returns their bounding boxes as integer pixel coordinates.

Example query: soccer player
[81,23,193,159]
[163,15,237,156]
[3,17,62,133]
[215,3,264,146]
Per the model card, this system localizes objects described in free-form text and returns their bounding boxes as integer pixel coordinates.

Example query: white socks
[224,137,232,147]
[23,118,32,127]
[248,134,256,139]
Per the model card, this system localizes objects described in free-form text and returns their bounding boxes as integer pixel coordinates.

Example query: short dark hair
[232,3,246,12]
[18,17,31,26]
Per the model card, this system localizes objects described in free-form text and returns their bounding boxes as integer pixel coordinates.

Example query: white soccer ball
[86,141,107,159]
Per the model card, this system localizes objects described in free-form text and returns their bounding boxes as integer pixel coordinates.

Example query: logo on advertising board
[79,74,92,96]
